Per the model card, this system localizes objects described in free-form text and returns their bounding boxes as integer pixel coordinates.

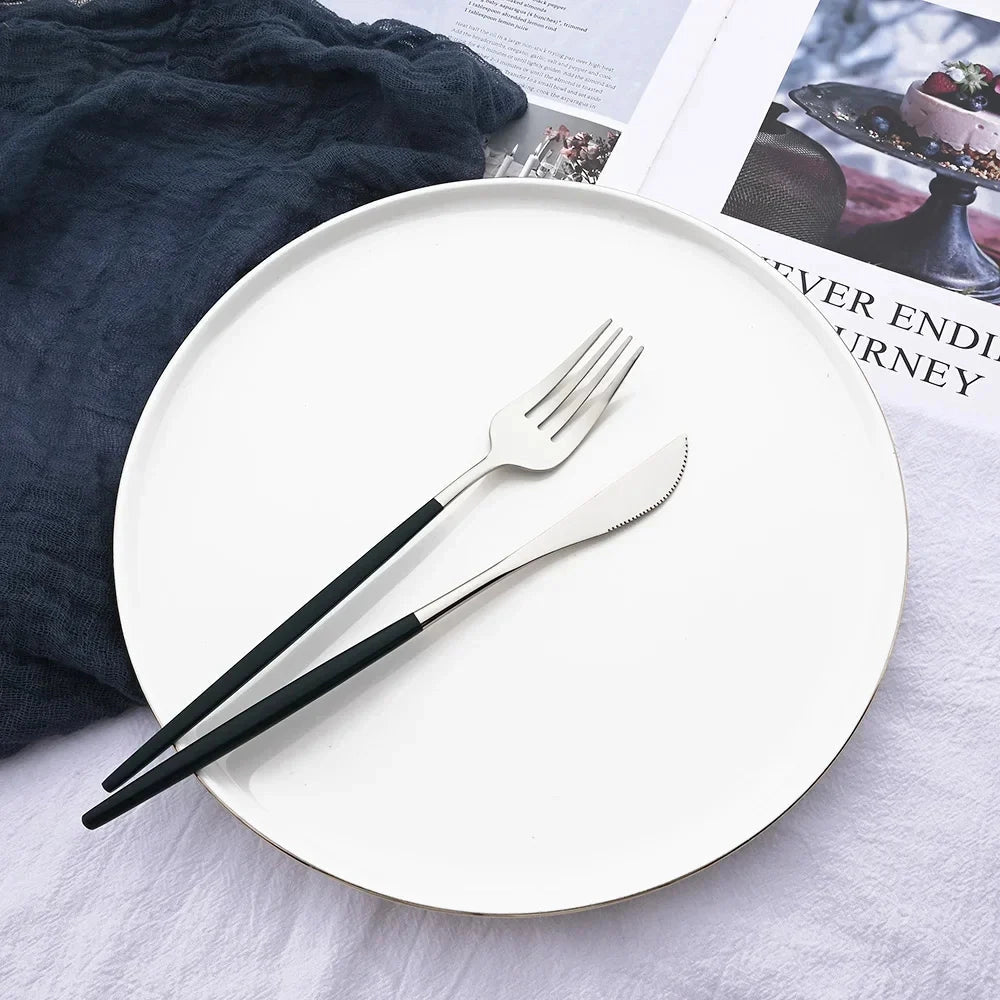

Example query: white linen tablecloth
[2,400,998,1000]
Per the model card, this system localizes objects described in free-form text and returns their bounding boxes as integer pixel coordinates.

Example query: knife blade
[417,433,689,624]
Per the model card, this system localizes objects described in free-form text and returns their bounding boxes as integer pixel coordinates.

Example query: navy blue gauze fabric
[0,0,526,756]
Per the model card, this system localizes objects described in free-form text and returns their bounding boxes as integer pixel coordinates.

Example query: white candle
[518,154,540,178]
[494,143,518,178]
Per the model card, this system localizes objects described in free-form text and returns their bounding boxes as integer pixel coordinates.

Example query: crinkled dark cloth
[0,0,525,756]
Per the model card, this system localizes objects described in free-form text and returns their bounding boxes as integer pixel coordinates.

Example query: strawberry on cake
[900,60,1000,155]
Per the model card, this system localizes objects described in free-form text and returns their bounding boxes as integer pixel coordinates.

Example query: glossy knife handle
[83,614,423,830]
[102,500,443,792]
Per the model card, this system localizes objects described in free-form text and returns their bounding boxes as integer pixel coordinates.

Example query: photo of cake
[723,0,1000,306]
[851,60,1000,180]
[900,61,1000,154]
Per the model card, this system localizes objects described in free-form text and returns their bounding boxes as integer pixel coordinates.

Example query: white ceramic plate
[114,180,907,915]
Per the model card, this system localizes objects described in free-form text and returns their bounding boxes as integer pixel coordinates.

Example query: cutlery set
[83,320,688,830]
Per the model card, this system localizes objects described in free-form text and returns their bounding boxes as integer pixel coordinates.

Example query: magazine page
[325,0,734,191]
[644,0,1000,432]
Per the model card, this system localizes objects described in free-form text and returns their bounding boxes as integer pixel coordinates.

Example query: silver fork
[437,318,641,502]
[101,320,642,791]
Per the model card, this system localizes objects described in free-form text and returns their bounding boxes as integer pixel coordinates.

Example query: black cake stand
[790,82,1000,302]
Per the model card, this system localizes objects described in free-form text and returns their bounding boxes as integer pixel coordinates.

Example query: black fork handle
[84,615,423,829]
[102,499,443,792]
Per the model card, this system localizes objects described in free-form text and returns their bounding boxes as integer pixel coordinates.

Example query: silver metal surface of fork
[434,319,642,506]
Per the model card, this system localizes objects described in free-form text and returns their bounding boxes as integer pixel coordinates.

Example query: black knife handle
[102,500,443,792]
[84,614,424,829]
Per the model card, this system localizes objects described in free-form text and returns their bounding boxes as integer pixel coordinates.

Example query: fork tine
[547,333,632,435]
[552,345,643,450]
[533,326,624,425]
[513,319,612,414]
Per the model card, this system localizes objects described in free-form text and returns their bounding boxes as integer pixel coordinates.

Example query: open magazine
[326,0,1000,432]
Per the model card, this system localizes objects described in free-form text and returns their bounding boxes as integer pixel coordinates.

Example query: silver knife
[83,434,689,829]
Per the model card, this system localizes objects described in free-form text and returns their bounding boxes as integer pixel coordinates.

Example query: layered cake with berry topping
[900,60,1000,154]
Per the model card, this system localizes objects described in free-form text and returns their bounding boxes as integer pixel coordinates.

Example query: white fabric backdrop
[2,399,998,999]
